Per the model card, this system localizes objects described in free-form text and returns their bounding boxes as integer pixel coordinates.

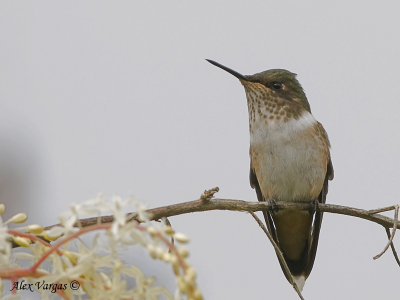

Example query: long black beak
[206,59,247,81]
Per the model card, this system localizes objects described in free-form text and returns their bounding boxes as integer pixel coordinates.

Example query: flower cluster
[0,196,202,300]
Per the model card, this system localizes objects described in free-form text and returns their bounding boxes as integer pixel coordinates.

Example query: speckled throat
[242,80,306,132]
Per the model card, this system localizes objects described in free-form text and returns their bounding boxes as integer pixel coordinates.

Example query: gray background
[1,1,400,299]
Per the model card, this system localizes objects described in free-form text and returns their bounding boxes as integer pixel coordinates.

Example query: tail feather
[251,166,331,289]
[293,275,306,292]
[264,209,318,280]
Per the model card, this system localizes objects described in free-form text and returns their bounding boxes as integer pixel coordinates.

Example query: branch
[49,198,400,231]
[35,193,400,299]
[43,196,400,265]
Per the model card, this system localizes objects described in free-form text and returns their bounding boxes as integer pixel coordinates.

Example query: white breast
[250,111,317,145]
[250,111,326,202]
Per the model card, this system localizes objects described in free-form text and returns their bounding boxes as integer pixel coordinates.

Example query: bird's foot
[267,198,279,214]
[309,199,320,215]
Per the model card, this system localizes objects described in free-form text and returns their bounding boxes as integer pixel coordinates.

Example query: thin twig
[164,217,175,247]
[385,227,400,267]
[374,205,399,260]
[250,212,304,300]
[367,205,398,215]
[200,187,219,202]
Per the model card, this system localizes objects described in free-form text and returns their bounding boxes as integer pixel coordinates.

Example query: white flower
[0,196,200,300]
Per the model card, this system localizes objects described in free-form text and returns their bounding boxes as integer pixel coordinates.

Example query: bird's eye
[271,82,283,90]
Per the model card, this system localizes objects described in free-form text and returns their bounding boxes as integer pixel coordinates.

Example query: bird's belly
[251,124,326,202]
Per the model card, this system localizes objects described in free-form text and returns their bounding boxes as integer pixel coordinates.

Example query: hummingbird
[207,59,334,291]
